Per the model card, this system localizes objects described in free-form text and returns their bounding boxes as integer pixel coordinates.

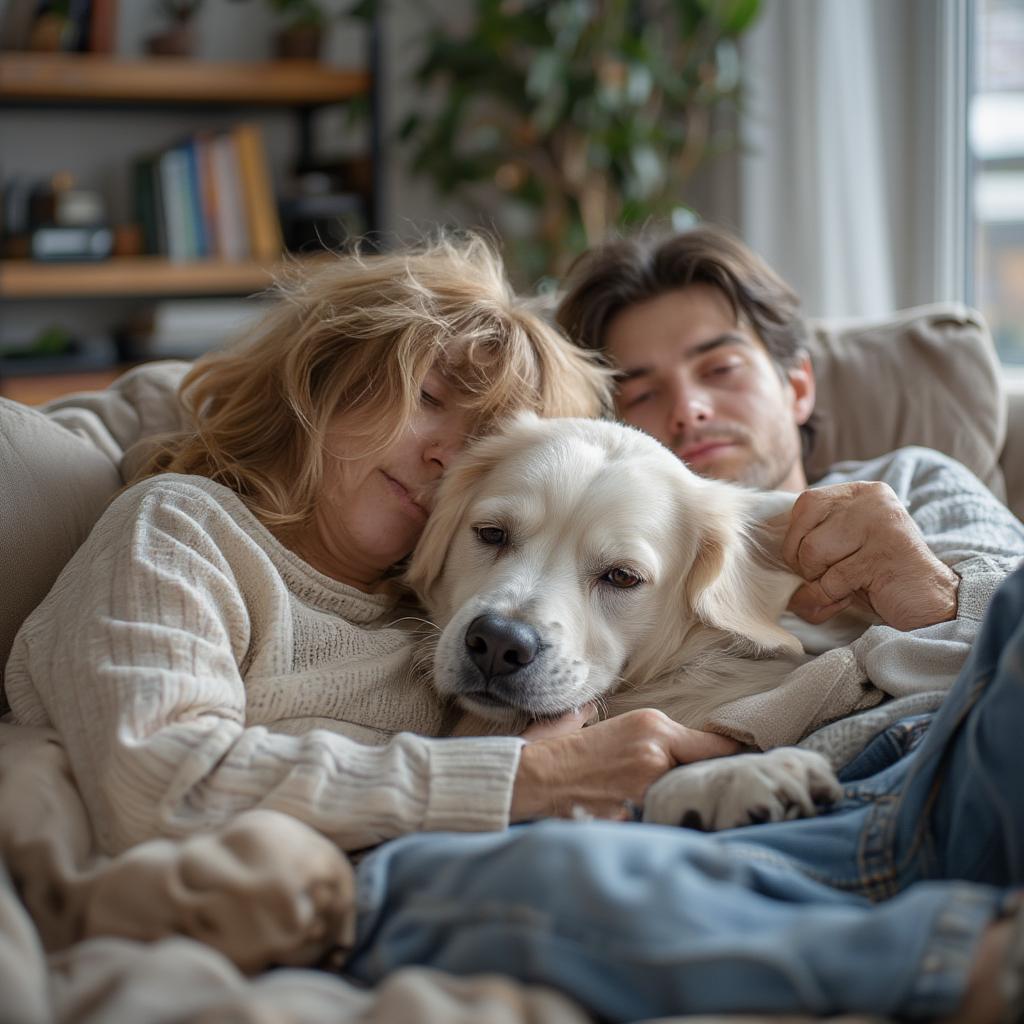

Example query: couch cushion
[805,303,1006,496]
[41,359,191,467]
[0,399,122,692]
[0,362,193,697]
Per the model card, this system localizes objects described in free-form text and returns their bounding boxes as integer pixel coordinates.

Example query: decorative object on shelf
[400,0,761,284]
[31,225,113,261]
[26,4,71,52]
[1,323,79,361]
[268,0,326,60]
[116,297,268,360]
[4,171,114,262]
[0,0,118,53]
[0,319,118,382]
[1,176,34,258]
[24,0,92,52]
[146,0,202,58]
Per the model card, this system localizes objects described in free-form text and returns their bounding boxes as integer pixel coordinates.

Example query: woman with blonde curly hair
[5,234,732,858]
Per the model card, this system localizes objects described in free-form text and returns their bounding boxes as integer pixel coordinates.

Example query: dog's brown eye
[602,567,644,589]
[474,526,507,546]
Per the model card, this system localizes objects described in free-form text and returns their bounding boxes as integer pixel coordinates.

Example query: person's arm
[5,481,523,855]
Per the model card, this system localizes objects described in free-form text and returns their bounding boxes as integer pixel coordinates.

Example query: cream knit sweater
[4,475,523,856]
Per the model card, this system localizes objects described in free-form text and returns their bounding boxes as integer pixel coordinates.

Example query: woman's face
[303,367,475,590]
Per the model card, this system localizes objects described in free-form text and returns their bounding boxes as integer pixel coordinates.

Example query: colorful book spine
[232,122,283,262]
[194,133,222,260]
[209,132,251,262]
[158,147,191,263]
[132,156,160,255]
[182,137,210,259]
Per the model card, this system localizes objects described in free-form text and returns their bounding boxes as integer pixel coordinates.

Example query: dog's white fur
[406,414,843,828]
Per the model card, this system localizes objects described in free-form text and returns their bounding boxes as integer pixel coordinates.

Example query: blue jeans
[346,566,1024,1021]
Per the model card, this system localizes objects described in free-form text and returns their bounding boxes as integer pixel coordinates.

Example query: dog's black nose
[465,614,540,677]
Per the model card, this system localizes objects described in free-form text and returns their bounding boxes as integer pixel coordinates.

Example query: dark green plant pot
[146,24,195,57]
[274,25,322,60]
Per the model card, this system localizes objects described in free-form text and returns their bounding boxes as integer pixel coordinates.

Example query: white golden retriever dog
[406,414,843,830]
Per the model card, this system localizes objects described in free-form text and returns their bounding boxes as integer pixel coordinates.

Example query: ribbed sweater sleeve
[4,478,522,855]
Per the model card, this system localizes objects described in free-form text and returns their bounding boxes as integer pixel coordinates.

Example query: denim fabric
[837,712,932,782]
[345,566,1024,1021]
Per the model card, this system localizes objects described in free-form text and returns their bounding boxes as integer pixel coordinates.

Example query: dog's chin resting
[405,414,845,829]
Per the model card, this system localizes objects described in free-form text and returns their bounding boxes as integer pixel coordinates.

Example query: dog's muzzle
[443,611,589,723]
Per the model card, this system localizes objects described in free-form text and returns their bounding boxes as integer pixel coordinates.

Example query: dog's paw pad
[747,805,772,825]
[680,809,706,831]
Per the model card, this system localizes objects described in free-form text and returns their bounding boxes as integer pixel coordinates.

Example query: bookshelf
[0,52,370,106]
[0,41,382,401]
[0,368,125,405]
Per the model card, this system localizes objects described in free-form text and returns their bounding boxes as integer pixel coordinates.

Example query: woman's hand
[782,481,959,631]
[510,708,740,823]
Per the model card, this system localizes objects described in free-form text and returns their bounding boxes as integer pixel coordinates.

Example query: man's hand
[782,481,959,631]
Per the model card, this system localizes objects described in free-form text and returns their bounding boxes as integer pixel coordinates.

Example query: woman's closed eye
[619,388,656,409]
[421,388,443,408]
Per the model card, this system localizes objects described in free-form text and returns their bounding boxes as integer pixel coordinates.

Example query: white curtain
[738,0,970,319]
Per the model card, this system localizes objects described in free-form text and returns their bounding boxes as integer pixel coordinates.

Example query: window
[970,0,1024,366]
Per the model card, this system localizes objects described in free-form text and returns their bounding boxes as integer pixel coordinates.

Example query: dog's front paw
[642,747,843,831]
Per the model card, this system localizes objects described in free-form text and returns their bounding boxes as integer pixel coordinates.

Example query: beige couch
[0,302,1020,1023]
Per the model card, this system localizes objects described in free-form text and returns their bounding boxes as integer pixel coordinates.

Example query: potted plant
[269,0,326,59]
[146,0,202,57]
[400,0,761,284]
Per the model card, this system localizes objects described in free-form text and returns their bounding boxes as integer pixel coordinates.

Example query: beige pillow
[804,303,1006,496]
[0,399,122,692]
[42,359,191,463]
[0,361,191,692]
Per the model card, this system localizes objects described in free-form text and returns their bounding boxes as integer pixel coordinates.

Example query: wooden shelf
[0,258,279,298]
[0,52,369,106]
[0,369,126,405]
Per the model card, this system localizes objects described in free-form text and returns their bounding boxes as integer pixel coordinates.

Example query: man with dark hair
[556,225,814,487]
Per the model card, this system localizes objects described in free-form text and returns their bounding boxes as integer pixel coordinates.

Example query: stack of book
[134,122,283,264]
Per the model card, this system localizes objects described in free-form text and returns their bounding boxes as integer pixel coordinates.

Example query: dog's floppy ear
[684,487,803,656]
